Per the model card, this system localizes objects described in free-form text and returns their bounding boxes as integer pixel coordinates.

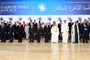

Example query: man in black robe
[58,21,62,40]
[74,21,79,43]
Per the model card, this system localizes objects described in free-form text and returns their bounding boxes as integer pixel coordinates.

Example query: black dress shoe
[86,41,88,43]
[18,41,22,43]
[45,41,49,43]
[37,41,40,43]
[1,41,3,42]
[32,41,34,43]
[3,41,6,43]
[9,41,13,43]
[29,40,32,43]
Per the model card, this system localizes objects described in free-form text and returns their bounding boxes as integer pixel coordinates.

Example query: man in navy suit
[8,21,14,43]
[82,20,89,43]
[1,21,7,42]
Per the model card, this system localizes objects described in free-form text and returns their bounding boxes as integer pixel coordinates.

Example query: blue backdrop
[0,0,90,15]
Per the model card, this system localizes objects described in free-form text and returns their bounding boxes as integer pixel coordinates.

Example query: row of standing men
[0,19,89,43]
[0,20,52,43]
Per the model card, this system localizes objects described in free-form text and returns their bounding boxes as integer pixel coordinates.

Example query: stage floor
[0,40,90,60]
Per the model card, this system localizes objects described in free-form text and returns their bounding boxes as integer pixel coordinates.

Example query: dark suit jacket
[29,26,34,34]
[78,23,83,34]
[68,22,73,33]
[44,26,49,34]
[33,23,37,33]
[37,26,42,34]
[17,25,24,36]
[1,25,7,36]
[8,24,14,34]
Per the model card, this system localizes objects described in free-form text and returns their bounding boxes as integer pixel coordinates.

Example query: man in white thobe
[71,23,75,43]
[51,21,59,43]
[61,20,69,43]
[25,24,29,39]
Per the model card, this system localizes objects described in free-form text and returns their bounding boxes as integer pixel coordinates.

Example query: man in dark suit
[8,22,14,43]
[13,22,18,39]
[5,21,9,40]
[22,21,26,38]
[36,23,42,43]
[79,20,83,40]
[82,20,89,43]
[29,23,34,43]
[1,21,7,42]
[17,23,24,42]
[44,23,49,43]
[87,20,90,40]
[33,20,37,40]
[68,20,73,40]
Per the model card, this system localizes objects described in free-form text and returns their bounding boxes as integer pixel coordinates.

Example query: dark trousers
[45,33,49,42]
[58,33,62,40]
[1,34,6,42]
[23,31,26,38]
[0,33,1,40]
[34,33,37,40]
[18,33,22,42]
[14,32,18,39]
[37,34,41,42]
[6,33,9,40]
[83,31,89,43]
[29,34,34,42]
[48,33,51,40]
[9,33,14,42]
[79,32,82,40]
[69,31,71,40]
